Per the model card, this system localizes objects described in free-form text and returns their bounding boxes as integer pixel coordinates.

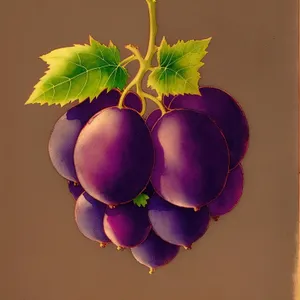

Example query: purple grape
[74,107,154,205]
[103,202,152,248]
[124,91,142,113]
[68,181,84,200]
[48,89,120,182]
[169,86,250,170]
[208,164,244,219]
[148,194,210,248]
[145,109,162,131]
[131,230,180,274]
[163,94,175,108]
[48,89,142,182]
[151,109,229,210]
[75,192,110,247]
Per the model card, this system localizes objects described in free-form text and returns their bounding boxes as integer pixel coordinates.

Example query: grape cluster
[50,86,249,274]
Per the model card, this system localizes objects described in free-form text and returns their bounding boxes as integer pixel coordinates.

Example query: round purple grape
[145,109,162,131]
[169,86,250,170]
[74,107,154,205]
[103,202,152,248]
[124,91,142,113]
[75,192,110,247]
[163,94,176,108]
[48,89,142,182]
[148,194,210,248]
[48,89,120,182]
[151,109,229,209]
[68,181,84,200]
[208,164,244,219]
[131,230,180,274]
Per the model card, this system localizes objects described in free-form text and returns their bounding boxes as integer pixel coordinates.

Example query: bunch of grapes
[25,0,249,274]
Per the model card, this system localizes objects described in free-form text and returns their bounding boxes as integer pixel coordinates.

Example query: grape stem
[117,0,167,116]
[119,55,137,67]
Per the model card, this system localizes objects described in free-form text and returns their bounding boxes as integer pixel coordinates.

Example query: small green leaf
[25,36,129,106]
[133,193,150,207]
[147,37,212,96]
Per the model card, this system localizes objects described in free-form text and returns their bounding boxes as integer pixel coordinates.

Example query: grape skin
[48,89,142,182]
[68,181,84,200]
[131,230,180,274]
[163,94,175,108]
[123,91,143,113]
[103,202,152,248]
[208,164,244,218]
[148,194,210,248]
[169,86,249,170]
[75,192,110,246]
[151,109,229,209]
[145,109,162,131]
[48,114,86,183]
[74,106,154,206]
[142,182,155,198]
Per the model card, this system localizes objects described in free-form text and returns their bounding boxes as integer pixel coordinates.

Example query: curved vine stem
[136,83,147,116]
[125,45,144,62]
[117,45,148,112]
[119,55,137,67]
[141,92,166,114]
[117,0,167,116]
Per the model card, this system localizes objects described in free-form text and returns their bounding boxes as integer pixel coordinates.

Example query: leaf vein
[34,65,116,101]
[75,65,89,99]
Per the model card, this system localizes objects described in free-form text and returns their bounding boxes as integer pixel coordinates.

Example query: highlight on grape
[25,0,250,274]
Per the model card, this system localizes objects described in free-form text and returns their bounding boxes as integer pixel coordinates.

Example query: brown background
[0,0,298,299]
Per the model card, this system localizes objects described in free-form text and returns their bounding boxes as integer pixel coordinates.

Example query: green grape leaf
[133,193,150,208]
[147,37,212,96]
[25,36,129,107]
